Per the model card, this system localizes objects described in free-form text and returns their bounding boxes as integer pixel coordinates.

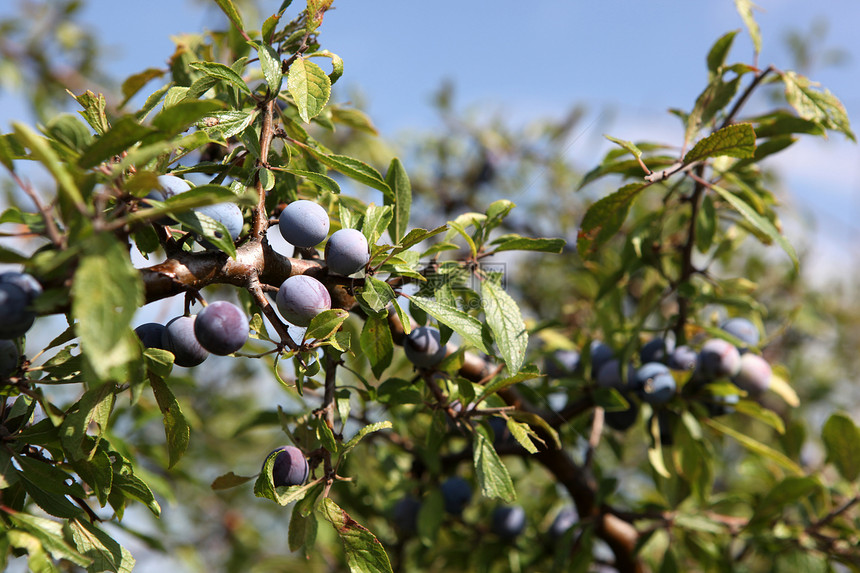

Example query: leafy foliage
[0,1,857,572]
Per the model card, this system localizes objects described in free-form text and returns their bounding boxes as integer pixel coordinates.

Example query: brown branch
[252,99,276,239]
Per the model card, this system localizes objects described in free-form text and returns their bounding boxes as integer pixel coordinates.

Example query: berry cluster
[546,317,772,431]
[135,301,249,367]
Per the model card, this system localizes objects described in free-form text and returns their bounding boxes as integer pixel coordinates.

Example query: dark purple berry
[162,316,209,367]
[279,200,330,248]
[392,495,421,535]
[668,345,698,371]
[590,341,614,376]
[721,317,760,348]
[549,506,578,539]
[325,228,370,275]
[698,338,742,380]
[0,339,19,377]
[636,362,676,405]
[0,272,42,302]
[605,401,639,431]
[544,349,580,379]
[731,353,772,395]
[440,477,471,515]
[193,301,248,355]
[491,505,526,540]
[195,202,244,246]
[404,326,447,368]
[135,322,166,350]
[0,283,36,339]
[269,446,309,487]
[640,336,673,364]
[275,275,332,327]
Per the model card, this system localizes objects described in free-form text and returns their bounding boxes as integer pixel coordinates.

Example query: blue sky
[1,0,858,271]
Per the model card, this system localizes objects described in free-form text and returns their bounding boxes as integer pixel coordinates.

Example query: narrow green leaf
[250,41,283,94]
[821,413,860,481]
[475,366,541,404]
[149,375,191,469]
[489,235,565,254]
[604,135,643,158]
[361,204,393,246]
[308,50,344,84]
[320,497,394,573]
[360,312,393,379]
[190,61,251,95]
[407,295,490,354]
[577,183,647,258]
[340,421,393,459]
[707,30,739,75]
[70,518,135,573]
[12,122,85,208]
[307,149,392,198]
[262,12,281,42]
[76,116,156,168]
[356,276,397,314]
[683,123,756,164]
[112,471,161,517]
[648,416,672,478]
[72,235,144,381]
[505,419,539,454]
[481,279,527,375]
[288,58,332,123]
[705,418,803,475]
[120,68,165,107]
[472,431,516,502]
[384,157,412,244]
[149,100,225,136]
[285,168,341,193]
[211,472,255,490]
[781,71,855,142]
[171,208,238,259]
[733,399,785,434]
[213,0,245,33]
[304,309,349,341]
[331,107,379,135]
[734,0,762,56]
[710,183,798,270]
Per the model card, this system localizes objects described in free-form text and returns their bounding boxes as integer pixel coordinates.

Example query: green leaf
[189,61,251,94]
[72,235,144,381]
[733,399,785,434]
[705,418,803,475]
[289,501,319,555]
[60,383,115,461]
[361,204,393,246]
[683,123,756,164]
[9,513,91,568]
[384,157,412,244]
[821,412,860,481]
[70,518,135,573]
[489,234,565,254]
[604,135,643,158]
[70,90,110,135]
[112,471,161,517]
[288,58,332,123]
[577,183,647,258]
[407,295,490,354]
[304,309,349,341]
[12,122,85,208]
[340,421,393,459]
[781,71,855,142]
[150,375,191,469]
[308,49,344,84]
[77,116,156,169]
[307,150,392,198]
[481,278,527,375]
[120,68,165,107]
[360,311,393,379]
[249,41,283,94]
[211,472,255,490]
[149,100,225,136]
[197,109,259,138]
[748,476,822,527]
[734,0,761,56]
[262,12,281,42]
[505,419,539,454]
[707,30,739,75]
[214,0,245,33]
[648,416,672,478]
[319,497,394,573]
[356,276,397,314]
[417,490,444,546]
[710,183,798,270]
[475,365,541,405]
[286,168,341,193]
[472,431,516,502]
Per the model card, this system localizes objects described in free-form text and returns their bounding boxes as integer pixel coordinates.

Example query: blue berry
[276,275,332,327]
[279,200,330,248]
[325,228,370,275]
